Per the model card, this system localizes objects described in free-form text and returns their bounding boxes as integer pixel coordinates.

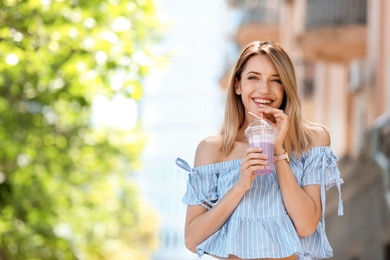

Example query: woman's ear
[234,78,241,95]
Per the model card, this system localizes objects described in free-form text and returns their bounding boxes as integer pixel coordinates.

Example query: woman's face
[235,54,285,120]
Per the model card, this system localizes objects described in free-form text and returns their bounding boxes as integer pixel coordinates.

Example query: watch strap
[274,151,289,162]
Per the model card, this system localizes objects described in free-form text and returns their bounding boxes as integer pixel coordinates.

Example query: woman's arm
[275,159,321,237]
[184,136,266,252]
[275,127,329,237]
[259,105,326,237]
[184,186,246,252]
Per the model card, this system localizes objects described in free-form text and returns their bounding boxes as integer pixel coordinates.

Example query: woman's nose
[257,79,269,93]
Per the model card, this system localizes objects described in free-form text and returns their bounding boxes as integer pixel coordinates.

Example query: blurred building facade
[138,0,227,259]
[138,0,390,259]
[219,0,390,259]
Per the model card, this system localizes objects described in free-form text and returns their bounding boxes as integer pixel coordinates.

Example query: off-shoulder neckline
[194,146,333,169]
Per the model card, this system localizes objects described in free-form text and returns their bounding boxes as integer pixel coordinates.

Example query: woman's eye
[272,79,282,84]
[248,76,257,80]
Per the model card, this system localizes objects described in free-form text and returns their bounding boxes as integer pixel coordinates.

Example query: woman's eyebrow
[246,71,261,75]
[246,71,280,77]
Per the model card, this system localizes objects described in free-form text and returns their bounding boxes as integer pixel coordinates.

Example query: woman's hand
[258,105,289,152]
[236,147,268,191]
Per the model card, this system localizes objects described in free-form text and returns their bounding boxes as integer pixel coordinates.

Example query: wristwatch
[274,151,290,163]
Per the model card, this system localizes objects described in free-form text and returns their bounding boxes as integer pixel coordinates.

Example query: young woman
[176,41,343,260]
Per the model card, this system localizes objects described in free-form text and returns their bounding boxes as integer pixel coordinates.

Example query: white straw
[248,111,262,119]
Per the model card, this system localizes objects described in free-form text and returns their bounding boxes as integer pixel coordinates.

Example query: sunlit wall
[137,0,229,259]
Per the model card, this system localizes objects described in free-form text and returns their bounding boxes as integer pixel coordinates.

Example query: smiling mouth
[253,98,272,106]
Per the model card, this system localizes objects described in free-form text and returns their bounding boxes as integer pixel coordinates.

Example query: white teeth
[253,98,271,104]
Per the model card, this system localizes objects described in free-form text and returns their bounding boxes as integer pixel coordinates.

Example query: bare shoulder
[194,135,224,166]
[309,124,331,147]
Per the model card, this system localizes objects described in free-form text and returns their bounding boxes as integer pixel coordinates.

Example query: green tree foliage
[0,0,162,259]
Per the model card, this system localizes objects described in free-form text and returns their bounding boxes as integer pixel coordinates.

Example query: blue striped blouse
[176,146,343,260]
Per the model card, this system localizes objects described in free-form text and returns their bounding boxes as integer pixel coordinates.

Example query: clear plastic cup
[244,118,277,175]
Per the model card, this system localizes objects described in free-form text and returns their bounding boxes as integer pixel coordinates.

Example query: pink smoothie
[249,138,274,175]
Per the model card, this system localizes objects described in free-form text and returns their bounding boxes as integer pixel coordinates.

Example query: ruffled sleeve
[296,147,344,259]
[302,147,344,216]
[175,158,219,210]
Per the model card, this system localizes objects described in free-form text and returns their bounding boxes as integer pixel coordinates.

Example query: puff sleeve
[176,158,219,210]
[302,147,344,216]
[297,147,344,259]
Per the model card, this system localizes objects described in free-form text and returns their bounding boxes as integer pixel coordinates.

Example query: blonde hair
[220,41,314,157]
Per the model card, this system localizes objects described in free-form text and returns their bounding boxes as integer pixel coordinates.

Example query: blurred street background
[139,0,390,259]
[0,0,389,260]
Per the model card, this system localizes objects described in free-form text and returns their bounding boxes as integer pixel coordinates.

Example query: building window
[302,61,315,98]
[349,58,367,93]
